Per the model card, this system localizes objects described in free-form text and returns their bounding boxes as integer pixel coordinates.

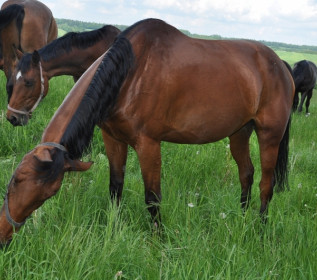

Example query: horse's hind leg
[102,130,128,205]
[134,136,162,226]
[255,125,284,218]
[305,89,313,115]
[229,122,254,211]
[298,92,307,112]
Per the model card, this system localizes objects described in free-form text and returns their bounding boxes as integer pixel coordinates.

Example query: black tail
[0,4,24,31]
[61,35,135,160]
[282,60,298,112]
[0,4,24,50]
[282,60,293,79]
[274,116,291,192]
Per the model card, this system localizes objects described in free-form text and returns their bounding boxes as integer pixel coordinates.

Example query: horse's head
[6,50,47,126]
[0,144,92,247]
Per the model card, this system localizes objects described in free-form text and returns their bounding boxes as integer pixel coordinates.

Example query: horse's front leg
[292,91,299,112]
[102,130,128,206]
[134,136,162,226]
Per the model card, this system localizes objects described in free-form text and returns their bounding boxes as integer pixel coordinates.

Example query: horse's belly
[156,114,248,144]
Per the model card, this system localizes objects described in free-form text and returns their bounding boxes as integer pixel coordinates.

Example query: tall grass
[0,52,316,280]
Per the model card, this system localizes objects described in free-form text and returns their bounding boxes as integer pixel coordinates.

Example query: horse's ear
[15,48,23,60]
[33,148,53,163]
[32,50,40,65]
[11,44,23,60]
[64,158,93,172]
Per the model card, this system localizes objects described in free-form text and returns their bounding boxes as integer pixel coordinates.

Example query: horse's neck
[41,54,105,143]
[42,51,88,79]
[42,43,105,79]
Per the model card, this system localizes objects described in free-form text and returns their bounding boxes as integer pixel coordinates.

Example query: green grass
[0,50,317,280]
[276,50,317,66]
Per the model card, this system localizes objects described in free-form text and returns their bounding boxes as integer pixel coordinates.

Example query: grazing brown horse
[0,0,57,99]
[0,19,294,246]
[6,25,120,126]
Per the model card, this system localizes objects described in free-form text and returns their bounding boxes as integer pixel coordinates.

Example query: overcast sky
[41,0,317,46]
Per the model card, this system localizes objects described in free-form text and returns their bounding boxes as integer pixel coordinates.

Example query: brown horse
[6,25,120,126]
[0,19,294,246]
[0,0,57,99]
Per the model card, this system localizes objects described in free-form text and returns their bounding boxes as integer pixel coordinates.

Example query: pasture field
[276,51,317,66]
[0,51,316,280]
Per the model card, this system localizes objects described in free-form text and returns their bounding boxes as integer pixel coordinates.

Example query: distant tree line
[56,18,126,32]
[56,19,317,54]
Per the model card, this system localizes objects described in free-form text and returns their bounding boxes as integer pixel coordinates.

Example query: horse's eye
[25,80,34,87]
[13,176,21,184]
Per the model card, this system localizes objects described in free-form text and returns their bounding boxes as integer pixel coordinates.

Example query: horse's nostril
[7,115,19,126]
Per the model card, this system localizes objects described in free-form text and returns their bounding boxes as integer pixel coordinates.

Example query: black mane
[39,25,120,61]
[17,25,120,73]
[60,34,135,160]
[36,24,137,181]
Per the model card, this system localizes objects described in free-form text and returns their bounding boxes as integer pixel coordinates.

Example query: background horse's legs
[229,122,254,211]
[298,91,307,112]
[134,136,162,226]
[102,131,128,205]
[305,89,313,115]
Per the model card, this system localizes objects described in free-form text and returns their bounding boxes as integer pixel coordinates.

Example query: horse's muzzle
[6,112,29,126]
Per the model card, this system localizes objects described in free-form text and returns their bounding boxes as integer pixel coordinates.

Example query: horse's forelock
[33,148,65,183]
[17,53,32,74]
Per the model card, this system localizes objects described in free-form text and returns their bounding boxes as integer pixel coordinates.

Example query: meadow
[0,51,316,280]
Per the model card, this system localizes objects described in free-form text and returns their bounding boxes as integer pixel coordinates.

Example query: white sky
[40,0,317,46]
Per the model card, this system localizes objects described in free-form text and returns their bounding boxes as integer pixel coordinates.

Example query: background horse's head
[0,0,57,110]
[6,50,47,126]
[0,144,92,246]
[293,60,308,90]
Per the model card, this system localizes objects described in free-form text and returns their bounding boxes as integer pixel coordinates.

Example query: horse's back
[108,19,294,144]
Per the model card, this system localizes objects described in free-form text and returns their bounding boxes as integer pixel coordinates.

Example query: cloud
[41,0,317,45]
[143,0,317,22]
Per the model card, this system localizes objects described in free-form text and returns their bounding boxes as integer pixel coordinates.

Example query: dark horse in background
[6,25,120,126]
[292,60,317,115]
[0,19,294,246]
[0,0,57,99]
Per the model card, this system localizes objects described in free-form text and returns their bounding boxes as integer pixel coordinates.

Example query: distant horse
[0,0,57,99]
[0,19,294,246]
[292,60,317,115]
[6,25,120,126]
